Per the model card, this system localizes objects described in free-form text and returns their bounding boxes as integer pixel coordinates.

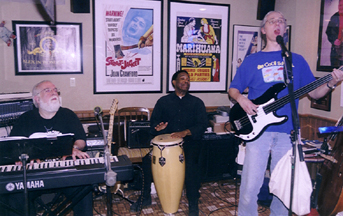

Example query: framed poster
[317,0,342,71]
[311,78,332,111]
[93,0,162,94]
[231,25,261,81]
[12,21,82,75]
[167,1,229,92]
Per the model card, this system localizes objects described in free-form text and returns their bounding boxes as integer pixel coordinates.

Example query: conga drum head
[151,134,183,146]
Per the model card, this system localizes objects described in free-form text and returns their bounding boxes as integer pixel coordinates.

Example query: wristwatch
[73,145,81,150]
[327,82,336,90]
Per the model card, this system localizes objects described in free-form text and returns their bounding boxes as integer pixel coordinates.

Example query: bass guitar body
[229,83,287,141]
[318,133,343,216]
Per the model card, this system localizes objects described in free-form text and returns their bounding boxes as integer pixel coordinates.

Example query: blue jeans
[238,132,292,216]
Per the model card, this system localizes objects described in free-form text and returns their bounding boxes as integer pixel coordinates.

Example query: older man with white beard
[3,80,93,216]
[10,80,89,160]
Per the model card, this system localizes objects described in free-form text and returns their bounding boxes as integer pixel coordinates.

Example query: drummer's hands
[171,129,191,138]
[155,122,168,131]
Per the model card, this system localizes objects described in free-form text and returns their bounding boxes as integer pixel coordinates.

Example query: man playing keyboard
[1,80,92,216]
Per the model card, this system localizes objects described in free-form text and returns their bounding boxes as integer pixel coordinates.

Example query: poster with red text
[168,1,229,92]
[94,0,161,93]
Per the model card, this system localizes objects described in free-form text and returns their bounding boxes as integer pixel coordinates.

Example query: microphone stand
[279,40,302,216]
[94,109,116,216]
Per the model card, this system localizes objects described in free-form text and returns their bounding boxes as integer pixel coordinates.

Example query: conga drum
[151,134,185,214]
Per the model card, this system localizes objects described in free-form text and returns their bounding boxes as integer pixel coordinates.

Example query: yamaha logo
[6,183,15,191]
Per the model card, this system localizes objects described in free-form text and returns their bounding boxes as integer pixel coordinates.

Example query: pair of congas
[151,134,185,214]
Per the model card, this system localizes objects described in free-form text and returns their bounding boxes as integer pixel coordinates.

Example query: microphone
[276,35,289,58]
[105,169,117,186]
[94,106,102,116]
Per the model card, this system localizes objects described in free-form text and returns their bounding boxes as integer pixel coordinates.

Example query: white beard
[39,97,61,113]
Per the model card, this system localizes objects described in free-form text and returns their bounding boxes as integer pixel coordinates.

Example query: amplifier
[127,121,151,149]
[0,98,33,127]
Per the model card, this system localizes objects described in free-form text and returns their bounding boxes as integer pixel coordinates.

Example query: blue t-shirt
[230,50,315,133]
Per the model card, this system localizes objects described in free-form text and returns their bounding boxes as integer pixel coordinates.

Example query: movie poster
[94,0,161,93]
[176,17,222,83]
[13,21,82,74]
[168,2,229,92]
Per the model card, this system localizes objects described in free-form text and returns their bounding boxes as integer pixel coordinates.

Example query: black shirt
[10,107,86,141]
[150,92,208,141]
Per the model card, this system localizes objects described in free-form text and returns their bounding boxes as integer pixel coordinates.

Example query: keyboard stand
[20,153,29,216]
[48,185,94,216]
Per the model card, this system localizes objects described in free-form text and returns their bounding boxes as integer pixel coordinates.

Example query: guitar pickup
[251,114,257,123]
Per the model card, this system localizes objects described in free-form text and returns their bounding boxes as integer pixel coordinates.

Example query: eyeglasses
[36,88,60,95]
[267,18,286,25]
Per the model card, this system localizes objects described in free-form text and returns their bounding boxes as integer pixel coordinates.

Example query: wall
[1,0,342,123]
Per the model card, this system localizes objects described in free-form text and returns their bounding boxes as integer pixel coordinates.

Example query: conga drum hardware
[154,139,184,166]
[151,134,185,214]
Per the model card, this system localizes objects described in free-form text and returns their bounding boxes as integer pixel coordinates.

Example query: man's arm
[186,99,208,140]
[326,14,339,44]
[308,68,343,100]
[228,88,258,115]
[69,139,88,161]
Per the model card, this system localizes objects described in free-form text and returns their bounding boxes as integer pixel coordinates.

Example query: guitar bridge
[234,120,242,130]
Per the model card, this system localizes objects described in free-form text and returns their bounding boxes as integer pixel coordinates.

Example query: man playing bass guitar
[228,11,343,216]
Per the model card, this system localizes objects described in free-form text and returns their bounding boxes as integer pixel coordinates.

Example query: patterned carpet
[87,179,271,216]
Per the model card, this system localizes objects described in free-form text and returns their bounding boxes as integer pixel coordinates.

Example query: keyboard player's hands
[62,148,90,161]
[15,159,41,166]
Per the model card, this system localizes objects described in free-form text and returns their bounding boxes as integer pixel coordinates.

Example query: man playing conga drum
[130,70,208,216]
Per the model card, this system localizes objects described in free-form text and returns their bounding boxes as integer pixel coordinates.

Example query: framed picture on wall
[93,0,162,94]
[12,21,82,75]
[231,25,261,81]
[317,0,342,72]
[311,90,332,112]
[167,0,230,92]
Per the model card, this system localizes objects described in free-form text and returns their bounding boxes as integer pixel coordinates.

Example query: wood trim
[299,114,336,141]
[74,109,338,141]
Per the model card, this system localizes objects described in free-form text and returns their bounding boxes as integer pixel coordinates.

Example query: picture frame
[12,21,83,75]
[317,0,341,72]
[231,25,262,81]
[93,0,162,94]
[167,1,230,93]
[311,77,332,111]
[311,92,332,111]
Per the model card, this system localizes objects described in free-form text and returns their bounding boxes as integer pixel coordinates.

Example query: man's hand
[62,148,89,161]
[330,68,343,86]
[171,129,191,138]
[155,122,168,131]
[237,94,259,115]
[334,39,341,47]
[15,159,41,166]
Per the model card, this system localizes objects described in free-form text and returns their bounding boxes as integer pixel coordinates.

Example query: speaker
[257,0,275,20]
[200,134,240,182]
[127,121,151,149]
[71,0,90,13]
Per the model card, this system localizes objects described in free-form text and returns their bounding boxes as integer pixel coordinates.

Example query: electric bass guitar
[229,69,341,142]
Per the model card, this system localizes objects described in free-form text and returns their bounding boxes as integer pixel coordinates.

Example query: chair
[117,107,150,147]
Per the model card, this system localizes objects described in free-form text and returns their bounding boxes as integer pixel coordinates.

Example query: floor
[84,179,271,216]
